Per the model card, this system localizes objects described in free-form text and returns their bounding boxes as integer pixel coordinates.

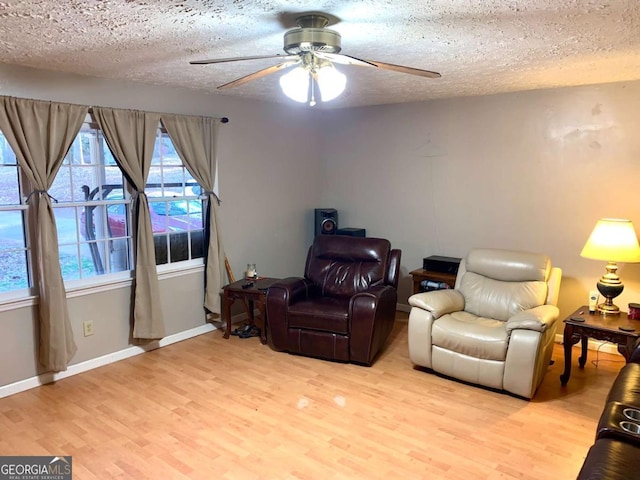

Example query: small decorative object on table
[246,263,257,279]
[409,268,457,294]
[588,290,599,314]
[629,303,640,320]
[420,279,451,291]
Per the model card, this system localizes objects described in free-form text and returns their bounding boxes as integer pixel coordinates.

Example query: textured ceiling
[1,1,639,108]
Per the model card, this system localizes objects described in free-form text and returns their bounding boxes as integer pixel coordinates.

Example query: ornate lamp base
[596,279,624,316]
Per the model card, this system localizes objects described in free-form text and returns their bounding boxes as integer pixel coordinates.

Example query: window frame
[0,119,207,306]
[51,121,133,284]
[145,130,206,268]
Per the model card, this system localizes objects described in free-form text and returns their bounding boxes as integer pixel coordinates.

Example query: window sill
[0,260,205,312]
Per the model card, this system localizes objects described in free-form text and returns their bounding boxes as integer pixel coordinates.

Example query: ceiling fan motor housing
[284,27,342,54]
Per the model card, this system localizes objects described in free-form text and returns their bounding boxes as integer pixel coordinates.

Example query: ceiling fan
[190,13,441,105]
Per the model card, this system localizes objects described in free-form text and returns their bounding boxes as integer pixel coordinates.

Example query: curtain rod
[86,107,229,124]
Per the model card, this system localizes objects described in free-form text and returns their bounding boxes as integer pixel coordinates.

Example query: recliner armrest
[408,290,465,319]
[351,284,395,303]
[349,284,398,365]
[268,277,312,304]
[506,305,559,333]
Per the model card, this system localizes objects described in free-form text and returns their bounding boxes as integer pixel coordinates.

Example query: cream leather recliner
[408,248,562,399]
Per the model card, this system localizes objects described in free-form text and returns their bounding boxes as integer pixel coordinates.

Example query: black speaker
[315,208,338,235]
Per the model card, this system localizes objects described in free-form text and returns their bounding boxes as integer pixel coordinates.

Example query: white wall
[0,64,323,387]
[319,81,640,317]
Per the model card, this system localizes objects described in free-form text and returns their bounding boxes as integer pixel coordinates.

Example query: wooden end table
[409,268,457,294]
[222,278,279,345]
[560,305,640,385]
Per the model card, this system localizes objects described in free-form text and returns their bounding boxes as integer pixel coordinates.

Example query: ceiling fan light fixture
[191,12,441,103]
[317,63,346,102]
[279,59,346,106]
[279,66,310,103]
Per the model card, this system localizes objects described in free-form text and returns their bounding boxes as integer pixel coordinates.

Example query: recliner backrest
[305,236,392,298]
[458,248,552,321]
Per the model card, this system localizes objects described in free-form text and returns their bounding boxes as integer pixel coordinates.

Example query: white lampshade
[279,67,310,103]
[279,60,346,105]
[316,64,346,102]
[580,218,640,263]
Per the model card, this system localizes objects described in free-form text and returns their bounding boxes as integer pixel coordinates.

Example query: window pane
[79,243,99,278]
[0,162,20,206]
[71,165,102,202]
[106,203,130,239]
[50,162,74,202]
[109,238,131,272]
[148,166,162,187]
[0,132,29,292]
[0,135,18,167]
[169,232,189,262]
[101,136,117,165]
[0,210,29,292]
[188,200,204,230]
[186,183,202,196]
[145,132,205,267]
[55,206,80,244]
[0,211,25,250]
[191,230,204,259]
[59,249,81,281]
[0,249,28,292]
[163,167,184,192]
[104,166,123,185]
[154,235,168,265]
[50,124,132,282]
[152,135,163,165]
[149,201,168,232]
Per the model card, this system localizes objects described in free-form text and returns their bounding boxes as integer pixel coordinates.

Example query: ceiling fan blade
[315,52,440,78]
[217,60,301,90]
[363,60,441,78]
[190,54,297,65]
[314,52,376,67]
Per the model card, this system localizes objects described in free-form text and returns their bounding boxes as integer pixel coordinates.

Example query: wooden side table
[222,278,279,345]
[409,268,457,294]
[560,305,640,385]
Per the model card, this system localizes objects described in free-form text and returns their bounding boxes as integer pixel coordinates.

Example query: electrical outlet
[83,320,94,337]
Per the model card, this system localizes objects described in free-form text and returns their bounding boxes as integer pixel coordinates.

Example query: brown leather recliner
[265,235,401,366]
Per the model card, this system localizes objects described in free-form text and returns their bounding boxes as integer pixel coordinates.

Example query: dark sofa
[577,341,640,479]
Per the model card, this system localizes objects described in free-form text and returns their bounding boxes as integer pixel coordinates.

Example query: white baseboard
[0,323,217,399]
[554,333,620,356]
[397,303,411,313]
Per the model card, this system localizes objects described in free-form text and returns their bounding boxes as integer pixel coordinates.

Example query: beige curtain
[0,96,87,371]
[93,107,165,339]
[161,115,225,313]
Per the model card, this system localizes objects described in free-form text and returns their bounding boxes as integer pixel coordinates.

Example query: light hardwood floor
[0,312,625,479]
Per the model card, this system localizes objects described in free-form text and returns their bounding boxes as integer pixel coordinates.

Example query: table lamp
[580,218,640,315]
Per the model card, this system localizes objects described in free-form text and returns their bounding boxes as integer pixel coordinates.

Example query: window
[146,131,204,265]
[53,125,205,280]
[0,132,30,293]
[51,124,131,281]
[0,122,205,295]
